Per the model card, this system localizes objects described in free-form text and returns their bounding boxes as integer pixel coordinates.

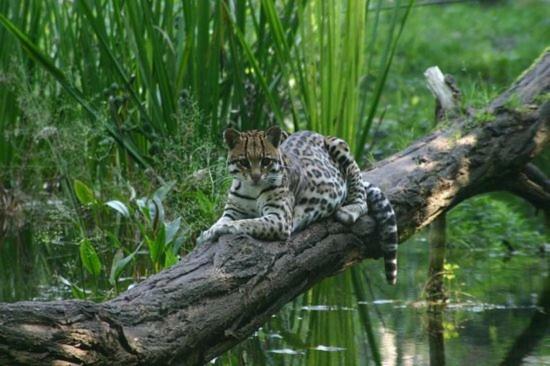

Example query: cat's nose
[251,172,261,183]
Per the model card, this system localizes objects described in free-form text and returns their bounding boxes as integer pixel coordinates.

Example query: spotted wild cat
[197,127,398,284]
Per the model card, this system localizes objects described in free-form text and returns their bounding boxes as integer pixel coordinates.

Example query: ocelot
[197,126,398,284]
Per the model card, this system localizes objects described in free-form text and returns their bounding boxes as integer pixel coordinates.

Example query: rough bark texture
[1,52,549,366]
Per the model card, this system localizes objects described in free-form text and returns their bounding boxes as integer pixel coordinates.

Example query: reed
[1,0,413,175]
[235,0,414,158]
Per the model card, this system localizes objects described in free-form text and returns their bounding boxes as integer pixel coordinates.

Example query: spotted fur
[197,126,398,284]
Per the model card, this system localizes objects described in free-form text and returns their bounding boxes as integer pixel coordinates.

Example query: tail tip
[384,256,398,285]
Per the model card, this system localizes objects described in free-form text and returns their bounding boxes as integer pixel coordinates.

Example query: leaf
[58,275,87,299]
[136,196,164,226]
[109,249,136,286]
[71,286,86,299]
[136,197,148,210]
[156,225,166,255]
[228,14,285,124]
[165,217,181,244]
[153,181,176,202]
[106,200,130,218]
[146,225,165,266]
[109,249,124,286]
[128,184,137,201]
[150,197,165,229]
[136,197,151,221]
[74,179,96,205]
[172,235,186,256]
[57,275,73,288]
[79,239,102,277]
[164,249,178,268]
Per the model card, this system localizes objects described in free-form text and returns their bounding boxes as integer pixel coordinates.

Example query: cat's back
[280,130,346,209]
[280,130,333,165]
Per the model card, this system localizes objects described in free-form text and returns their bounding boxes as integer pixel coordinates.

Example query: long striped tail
[364,181,398,285]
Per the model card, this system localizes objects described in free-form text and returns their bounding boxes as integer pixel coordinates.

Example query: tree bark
[1,51,549,366]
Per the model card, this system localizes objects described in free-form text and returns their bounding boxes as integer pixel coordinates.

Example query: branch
[1,51,549,365]
[424,66,462,118]
[503,170,550,210]
[525,163,550,191]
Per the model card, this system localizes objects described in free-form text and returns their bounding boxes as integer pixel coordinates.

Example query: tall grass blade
[0,13,94,117]
[78,0,156,134]
[355,0,415,159]
[226,8,286,125]
[0,13,149,168]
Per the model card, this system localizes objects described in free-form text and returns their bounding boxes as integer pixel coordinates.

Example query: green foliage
[474,110,496,124]
[503,93,523,110]
[79,238,102,278]
[0,0,414,181]
[109,248,137,288]
[533,92,550,105]
[233,0,414,158]
[376,0,549,156]
[447,195,547,250]
[74,179,97,206]
[58,276,88,300]
[66,179,188,296]
[0,1,414,297]
[105,200,130,218]
[0,12,149,168]
[134,189,186,273]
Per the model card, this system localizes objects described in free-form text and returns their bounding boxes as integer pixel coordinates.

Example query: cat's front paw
[196,224,234,245]
[336,203,367,224]
[196,230,213,245]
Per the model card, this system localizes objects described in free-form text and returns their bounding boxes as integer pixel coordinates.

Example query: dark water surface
[216,238,549,366]
[1,229,548,365]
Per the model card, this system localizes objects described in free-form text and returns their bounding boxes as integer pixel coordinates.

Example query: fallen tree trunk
[1,51,548,366]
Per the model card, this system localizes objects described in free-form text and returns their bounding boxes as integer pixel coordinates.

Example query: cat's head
[223,126,284,186]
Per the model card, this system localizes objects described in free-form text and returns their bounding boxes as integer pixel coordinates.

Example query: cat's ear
[265,126,282,148]
[223,128,240,149]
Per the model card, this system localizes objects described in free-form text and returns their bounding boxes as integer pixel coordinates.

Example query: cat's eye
[239,160,251,168]
[261,158,272,167]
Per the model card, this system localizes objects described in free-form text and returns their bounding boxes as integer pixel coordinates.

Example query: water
[215,239,550,365]
[1,229,548,365]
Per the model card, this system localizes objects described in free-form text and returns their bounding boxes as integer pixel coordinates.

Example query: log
[1,51,549,366]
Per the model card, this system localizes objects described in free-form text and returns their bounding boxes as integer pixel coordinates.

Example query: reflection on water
[427,306,445,366]
[1,228,548,365]
[0,224,78,302]
[216,241,549,366]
